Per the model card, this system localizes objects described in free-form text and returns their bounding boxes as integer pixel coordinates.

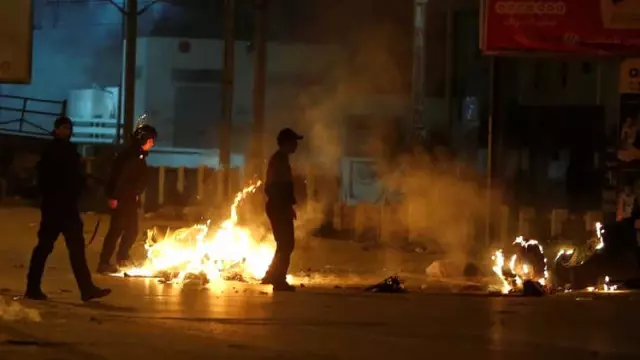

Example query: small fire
[491,250,510,294]
[603,276,618,292]
[121,182,277,284]
[595,222,605,250]
[554,222,605,267]
[585,276,619,293]
[491,236,548,294]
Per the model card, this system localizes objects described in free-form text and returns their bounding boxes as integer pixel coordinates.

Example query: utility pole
[105,0,160,145]
[122,0,138,144]
[220,0,235,200]
[410,0,427,148]
[251,0,268,178]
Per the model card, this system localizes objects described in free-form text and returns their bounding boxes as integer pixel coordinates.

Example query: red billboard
[481,0,640,55]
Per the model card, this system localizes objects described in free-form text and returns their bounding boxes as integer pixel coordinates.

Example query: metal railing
[0,94,67,137]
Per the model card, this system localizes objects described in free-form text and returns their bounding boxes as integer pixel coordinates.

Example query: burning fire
[491,236,548,294]
[121,182,278,284]
[555,222,605,267]
[491,222,609,294]
[586,276,619,293]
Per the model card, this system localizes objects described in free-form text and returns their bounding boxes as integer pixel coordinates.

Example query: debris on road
[522,279,545,297]
[364,276,407,293]
[0,297,41,322]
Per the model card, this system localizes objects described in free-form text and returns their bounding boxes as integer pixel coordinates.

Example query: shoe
[272,282,296,292]
[81,287,111,302]
[117,259,130,268]
[24,290,48,301]
[96,263,119,274]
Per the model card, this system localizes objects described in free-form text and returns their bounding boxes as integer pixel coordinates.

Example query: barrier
[81,161,244,214]
[64,156,618,244]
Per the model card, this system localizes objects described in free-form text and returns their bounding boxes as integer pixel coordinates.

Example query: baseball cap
[277,128,303,143]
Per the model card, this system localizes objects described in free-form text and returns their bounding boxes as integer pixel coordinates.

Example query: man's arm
[104,151,127,199]
[72,147,87,192]
[264,155,296,206]
[111,154,146,200]
[36,150,57,195]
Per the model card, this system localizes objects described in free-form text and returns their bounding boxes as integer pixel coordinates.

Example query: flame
[603,275,619,292]
[491,250,511,294]
[595,222,605,250]
[491,236,548,294]
[120,182,278,284]
[554,222,605,267]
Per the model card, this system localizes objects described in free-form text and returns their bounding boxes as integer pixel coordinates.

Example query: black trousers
[99,201,139,265]
[264,204,295,283]
[26,207,95,293]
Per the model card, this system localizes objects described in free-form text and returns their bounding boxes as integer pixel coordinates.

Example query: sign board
[620,58,640,94]
[481,0,640,55]
[0,0,33,83]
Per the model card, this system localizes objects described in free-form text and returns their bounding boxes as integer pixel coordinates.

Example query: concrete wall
[137,37,348,154]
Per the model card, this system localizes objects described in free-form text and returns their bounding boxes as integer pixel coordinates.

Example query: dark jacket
[105,145,149,202]
[37,138,86,210]
[265,150,296,208]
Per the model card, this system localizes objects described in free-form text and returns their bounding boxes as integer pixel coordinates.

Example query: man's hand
[108,199,118,209]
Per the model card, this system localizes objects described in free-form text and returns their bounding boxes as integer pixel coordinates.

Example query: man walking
[25,117,111,301]
[97,124,157,274]
[261,128,303,291]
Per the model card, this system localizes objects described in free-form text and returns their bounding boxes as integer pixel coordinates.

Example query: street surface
[1,206,640,359]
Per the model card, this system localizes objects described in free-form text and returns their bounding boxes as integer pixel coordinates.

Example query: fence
[0,148,609,245]
[81,161,245,213]
[81,159,607,246]
[0,94,121,144]
[0,94,67,137]
[328,202,606,246]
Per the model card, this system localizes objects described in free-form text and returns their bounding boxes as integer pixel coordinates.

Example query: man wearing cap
[25,117,111,302]
[261,128,303,291]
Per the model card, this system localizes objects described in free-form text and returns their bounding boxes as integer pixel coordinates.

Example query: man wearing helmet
[97,122,157,274]
[25,117,111,301]
[261,128,303,291]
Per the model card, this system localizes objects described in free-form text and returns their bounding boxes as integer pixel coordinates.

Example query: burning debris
[554,222,605,268]
[117,182,278,285]
[491,222,615,295]
[491,237,548,295]
[553,222,614,291]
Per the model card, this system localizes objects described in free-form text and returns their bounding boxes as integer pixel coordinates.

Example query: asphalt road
[2,275,640,360]
[1,207,640,359]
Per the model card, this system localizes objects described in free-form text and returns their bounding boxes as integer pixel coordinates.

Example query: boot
[81,287,112,302]
[272,281,296,292]
[96,263,119,274]
[24,289,48,301]
[260,274,274,285]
